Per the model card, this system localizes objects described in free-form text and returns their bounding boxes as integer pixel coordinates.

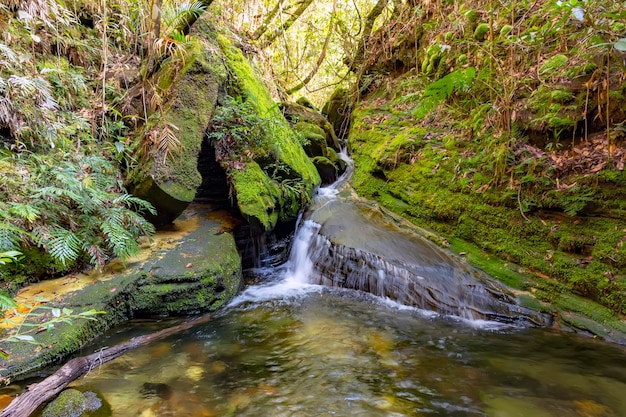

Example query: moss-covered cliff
[212,34,320,232]
[346,0,626,329]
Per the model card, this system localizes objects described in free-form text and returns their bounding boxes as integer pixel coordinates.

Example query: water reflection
[72,287,626,417]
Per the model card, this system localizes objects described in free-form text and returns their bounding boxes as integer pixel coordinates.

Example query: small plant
[206,97,272,170]
[0,296,104,361]
[412,67,476,119]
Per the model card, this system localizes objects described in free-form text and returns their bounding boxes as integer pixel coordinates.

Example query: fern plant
[0,152,155,273]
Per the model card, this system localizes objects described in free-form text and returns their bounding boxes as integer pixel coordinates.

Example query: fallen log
[0,314,212,417]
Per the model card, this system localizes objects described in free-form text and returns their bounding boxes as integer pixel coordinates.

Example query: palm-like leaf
[47,228,81,266]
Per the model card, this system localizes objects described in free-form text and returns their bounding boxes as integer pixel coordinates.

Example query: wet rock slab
[0,205,242,382]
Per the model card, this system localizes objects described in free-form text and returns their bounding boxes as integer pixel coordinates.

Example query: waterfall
[282,153,550,326]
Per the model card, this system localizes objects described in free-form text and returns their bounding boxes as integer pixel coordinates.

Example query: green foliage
[412,67,476,119]
[207,97,274,170]
[0,153,155,273]
[539,54,568,79]
[0,296,104,361]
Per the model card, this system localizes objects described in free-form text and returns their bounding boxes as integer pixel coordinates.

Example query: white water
[230,151,536,330]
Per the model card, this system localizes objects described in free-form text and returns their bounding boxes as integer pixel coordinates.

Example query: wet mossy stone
[132,207,242,315]
[43,389,109,417]
[280,101,341,151]
[312,156,338,184]
[296,121,328,157]
[128,39,226,225]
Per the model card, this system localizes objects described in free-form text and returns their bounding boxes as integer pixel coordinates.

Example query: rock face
[280,101,346,184]
[128,39,227,226]
[0,205,242,381]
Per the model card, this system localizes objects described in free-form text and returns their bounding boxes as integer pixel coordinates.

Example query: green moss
[216,35,320,230]
[539,54,568,78]
[550,89,574,103]
[43,389,86,417]
[474,23,490,41]
[231,162,281,230]
[500,24,513,37]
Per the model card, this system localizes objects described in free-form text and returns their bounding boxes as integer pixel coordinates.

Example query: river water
[66,156,626,416]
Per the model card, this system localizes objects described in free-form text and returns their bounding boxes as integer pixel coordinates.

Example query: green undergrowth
[213,35,320,230]
[349,70,626,318]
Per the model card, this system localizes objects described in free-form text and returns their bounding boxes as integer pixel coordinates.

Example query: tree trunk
[348,0,390,71]
[250,0,287,40]
[286,0,337,95]
[258,0,314,49]
[0,315,213,417]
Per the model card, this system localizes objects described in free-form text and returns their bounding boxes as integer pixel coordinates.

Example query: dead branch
[0,314,212,417]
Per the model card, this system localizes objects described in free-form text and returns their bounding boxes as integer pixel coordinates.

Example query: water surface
[71,278,626,417]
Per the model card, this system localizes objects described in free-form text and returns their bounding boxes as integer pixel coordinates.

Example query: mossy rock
[322,88,353,140]
[132,208,242,315]
[128,37,226,225]
[299,124,329,157]
[311,156,338,184]
[280,101,341,151]
[216,35,320,232]
[43,389,110,417]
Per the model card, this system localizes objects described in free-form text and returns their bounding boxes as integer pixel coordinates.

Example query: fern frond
[113,194,157,215]
[35,186,82,207]
[100,219,138,260]
[0,222,28,251]
[156,123,183,163]
[162,1,206,29]
[8,203,40,222]
[47,228,81,265]
[0,42,19,65]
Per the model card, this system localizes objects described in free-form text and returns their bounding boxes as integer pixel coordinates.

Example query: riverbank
[0,205,242,382]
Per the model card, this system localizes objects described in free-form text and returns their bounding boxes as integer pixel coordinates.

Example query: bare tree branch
[0,315,212,417]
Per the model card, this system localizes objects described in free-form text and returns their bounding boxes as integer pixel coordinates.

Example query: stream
[56,155,626,415]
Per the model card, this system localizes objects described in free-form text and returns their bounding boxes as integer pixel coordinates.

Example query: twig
[0,314,212,417]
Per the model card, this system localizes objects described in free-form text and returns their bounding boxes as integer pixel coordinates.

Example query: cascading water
[283,152,549,326]
[61,156,626,417]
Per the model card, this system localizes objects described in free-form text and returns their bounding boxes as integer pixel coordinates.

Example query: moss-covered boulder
[42,389,109,417]
[279,101,345,183]
[128,37,227,225]
[311,156,338,184]
[322,88,353,140]
[0,206,242,382]
[280,101,341,151]
[214,35,320,232]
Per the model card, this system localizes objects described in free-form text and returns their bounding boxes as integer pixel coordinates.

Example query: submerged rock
[0,205,242,382]
[43,389,108,417]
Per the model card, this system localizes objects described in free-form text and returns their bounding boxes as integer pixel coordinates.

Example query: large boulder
[0,205,242,381]
[214,35,321,233]
[280,101,346,184]
[128,35,227,226]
